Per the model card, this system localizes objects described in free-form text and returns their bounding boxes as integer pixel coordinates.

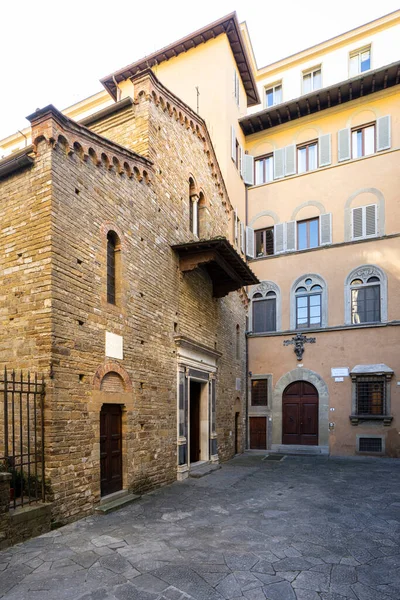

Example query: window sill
[349,415,393,426]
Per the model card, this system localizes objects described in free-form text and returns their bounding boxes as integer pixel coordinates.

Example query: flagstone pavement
[1,453,400,600]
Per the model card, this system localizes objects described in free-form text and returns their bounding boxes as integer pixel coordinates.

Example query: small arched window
[107,231,120,305]
[291,274,327,330]
[346,267,386,324]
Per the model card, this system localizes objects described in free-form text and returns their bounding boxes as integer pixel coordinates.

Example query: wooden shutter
[286,220,296,251]
[365,204,377,237]
[352,207,364,240]
[274,222,285,253]
[320,213,332,245]
[231,126,236,162]
[376,116,391,151]
[240,222,245,254]
[246,227,255,258]
[243,154,254,186]
[338,128,351,162]
[319,134,331,166]
[273,148,285,179]
[284,145,296,176]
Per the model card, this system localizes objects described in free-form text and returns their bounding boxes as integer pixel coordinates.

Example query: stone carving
[252,281,279,297]
[350,266,380,283]
[283,333,316,361]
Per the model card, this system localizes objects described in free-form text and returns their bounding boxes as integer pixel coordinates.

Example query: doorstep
[189,461,221,478]
[270,444,329,456]
[95,489,141,515]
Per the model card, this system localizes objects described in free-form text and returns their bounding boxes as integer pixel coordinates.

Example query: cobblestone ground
[1,454,400,600]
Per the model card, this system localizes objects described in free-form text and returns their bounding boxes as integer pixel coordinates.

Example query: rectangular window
[355,376,385,415]
[255,154,273,185]
[265,84,282,107]
[255,227,274,257]
[296,293,321,328]
[302,68,321,94]
[352,124,375,158]
[251,379,268,406]
[297,218,319,250]
[253,297,276,333]
[351,285,380,323]
[234,70,240,106]
[297,141,318,173]
[349,47,371,77]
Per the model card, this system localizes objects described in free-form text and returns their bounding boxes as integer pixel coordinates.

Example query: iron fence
[0,368,45,509]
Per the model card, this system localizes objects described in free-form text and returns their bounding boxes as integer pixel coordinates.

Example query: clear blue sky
[1,0,399,140]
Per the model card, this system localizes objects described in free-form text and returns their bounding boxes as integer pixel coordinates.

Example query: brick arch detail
[93,361,132,392]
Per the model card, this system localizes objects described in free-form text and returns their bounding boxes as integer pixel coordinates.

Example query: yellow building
[1,10,400,459]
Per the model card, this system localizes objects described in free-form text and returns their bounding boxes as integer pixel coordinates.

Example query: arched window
[198,192,206,239]
[291,274,327,330]
[345,265,387,325]
[250,282,280,333]
[236,324,240,359]
[107,231,120,305]
[189,177,199,236]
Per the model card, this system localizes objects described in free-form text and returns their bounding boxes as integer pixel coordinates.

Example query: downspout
[245,181,249,450]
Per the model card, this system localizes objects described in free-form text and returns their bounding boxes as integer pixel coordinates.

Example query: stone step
[189,463,221,478]
[95,492,141,515]
[271,445,329,456]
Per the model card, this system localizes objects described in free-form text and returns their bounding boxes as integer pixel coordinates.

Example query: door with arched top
[100,404,122,496]
[282,381,318,445]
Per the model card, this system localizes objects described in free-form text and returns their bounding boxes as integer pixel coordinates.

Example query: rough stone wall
[19,73,246,523]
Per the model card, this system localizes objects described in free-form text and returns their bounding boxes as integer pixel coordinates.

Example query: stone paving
[1,453,400,600]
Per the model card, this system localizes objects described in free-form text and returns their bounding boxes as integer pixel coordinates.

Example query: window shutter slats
[365,204,377,237]
[231,126,236,162]
[246,226,255,258]
[286,220,296,251]
[320,213,332,245]
[240,222,245,254]
[376,115,391,151]
[273,148,285,179]
[243,154,254,186]
[284,144,296,176]
[338,128,351,162]
[319,133,331,167]
[352,207,364,239]
[274,222,285,253]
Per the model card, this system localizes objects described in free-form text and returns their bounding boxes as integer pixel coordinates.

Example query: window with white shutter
[239,146,244,178]
[338,128,351,162]
[246,227,255,258]
[351,204,377,240]
[284,145,296,176]
[286,221,296,251]
[273,148,285,179]
[274,222,285,253]
[318,134,331,167]
[376,116,391,151]
[243,154,254,186]
[320,213,332,245]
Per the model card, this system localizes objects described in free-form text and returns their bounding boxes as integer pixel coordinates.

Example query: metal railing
[0,368,45,508]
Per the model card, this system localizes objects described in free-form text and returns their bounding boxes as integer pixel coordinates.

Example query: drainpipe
[245,181,249,450]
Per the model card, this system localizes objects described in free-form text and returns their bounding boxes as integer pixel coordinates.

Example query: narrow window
[302,68,321,94]
[295,281,322,328]
[297,218,319,250]
[255,227,274,257]
[236,324,240,360]
[349,47,371,77]
[350,276,381,324]
[252,291,277,333]
[107,231,120,305]
[352,123,375,158]
[251,379,268,406]
[297,141,318,173]
[254,154,274,185]
[265,84,282,107]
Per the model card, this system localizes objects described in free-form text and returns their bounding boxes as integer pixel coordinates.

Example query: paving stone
[131,573,169,593]
[114,582,160,600]
[350,582,394,600]
[273,558,313,572]
[91,535,124,547]
[252,560,275,575]
[330,565,357,585]
[263,580,296,600]
[233,570,263,591]
[225,552,259,571]
[294,590,320,600]
[292,571,330,593]
[215,573,243,598]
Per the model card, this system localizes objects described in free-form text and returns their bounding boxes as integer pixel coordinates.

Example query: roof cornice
[101,12,260,107]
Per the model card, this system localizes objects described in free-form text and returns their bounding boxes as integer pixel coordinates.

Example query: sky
[1,0,399,140]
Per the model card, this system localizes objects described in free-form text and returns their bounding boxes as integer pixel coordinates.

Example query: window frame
[350,366,393,425]
[349,46,371,77]
[297,217,319,250]
[297,140,318,173]
[351,122,376,159]
[350,278,381,324]
[250,378,269,407]
[250,282,281,333]
[252,292,277,333]
[344,265,387,325]
[106,230,121,306]
[264,82,282,108]
[302,66,322,94]
[295,290,322,329]
[290,274,327,330]
[255,226,274,258]
[254,153,274,186]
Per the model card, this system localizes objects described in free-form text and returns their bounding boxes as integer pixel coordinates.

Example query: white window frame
[264,82,282,108]
[344,265,387,325]
[302,66,322,94]
[349,46,371,78]
[290,274,328,330]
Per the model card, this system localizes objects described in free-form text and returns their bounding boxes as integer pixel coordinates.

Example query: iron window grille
[251,379,268,406]
[355,376,386,415]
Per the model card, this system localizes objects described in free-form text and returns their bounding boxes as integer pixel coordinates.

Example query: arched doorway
[100,403,123,496]
[282,381,318,445]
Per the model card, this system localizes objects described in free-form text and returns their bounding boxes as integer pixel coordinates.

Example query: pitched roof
[101,12,260,107]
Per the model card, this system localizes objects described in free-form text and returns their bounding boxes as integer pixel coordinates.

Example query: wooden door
[282,381,318,445]
[100,404,122,496]
[234,412,240,454]
[249,417,267,449]
[190,383,201,463]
